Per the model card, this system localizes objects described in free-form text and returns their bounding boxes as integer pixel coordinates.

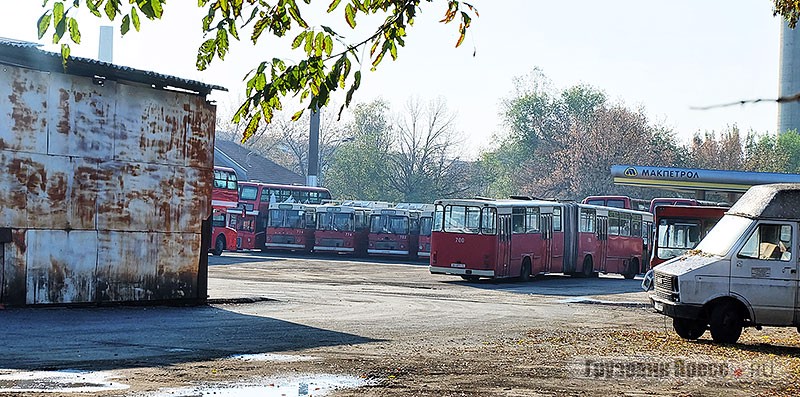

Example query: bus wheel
[709,301,743,344]
[623,258,639,279]
[461,275,480,282]
[673,317,706,340]
[581,257,594,278]
[213,236,225,256]
[519,260,531,282]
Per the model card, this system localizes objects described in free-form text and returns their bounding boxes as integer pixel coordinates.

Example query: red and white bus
[210,166,240,255]
[582,195,650,211]
[416,205,436,260]
[264,203,317,252]
[228,206,259,250]
[367,208,421,258]
[651,205,728,267]
[238,181,333,250]
[429,198,653,281]
[314,204,371,255]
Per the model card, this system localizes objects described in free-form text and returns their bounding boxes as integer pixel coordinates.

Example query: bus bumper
[429,266,494,277]
[266,243,306,249]
[314,246,355,253]
[368,249,410,256]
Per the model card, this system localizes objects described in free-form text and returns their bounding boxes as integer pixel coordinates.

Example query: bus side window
[512,208,525,234]
[553,208,562,231]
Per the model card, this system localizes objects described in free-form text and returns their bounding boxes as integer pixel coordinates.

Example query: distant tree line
[219,68,800,204]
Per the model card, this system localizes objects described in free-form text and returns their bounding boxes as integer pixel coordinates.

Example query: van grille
[655,272,676,292]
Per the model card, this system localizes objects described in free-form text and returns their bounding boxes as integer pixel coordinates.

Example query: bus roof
[238,180,331,193]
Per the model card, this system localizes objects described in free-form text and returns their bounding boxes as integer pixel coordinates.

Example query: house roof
[0,38,225,96]
[214,139,305,185]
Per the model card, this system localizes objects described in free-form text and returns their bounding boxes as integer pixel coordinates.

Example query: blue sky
[0,1,784,156]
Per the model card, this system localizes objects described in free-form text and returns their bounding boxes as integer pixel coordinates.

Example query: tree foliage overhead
[774,0,800,28]
[37,0,477,141]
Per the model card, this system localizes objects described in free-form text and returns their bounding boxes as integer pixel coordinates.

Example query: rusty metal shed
[0,39,225,306]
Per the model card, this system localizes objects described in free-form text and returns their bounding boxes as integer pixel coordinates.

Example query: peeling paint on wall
[0,63,216,306]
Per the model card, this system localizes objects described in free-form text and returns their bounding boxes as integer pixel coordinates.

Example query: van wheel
[212,236,225,256]
[673,317,706,340]
[519,260,531,282]
[581,257,594,278]
[460,275,480,282]
[623,258,639,279]
[709,302,743,344]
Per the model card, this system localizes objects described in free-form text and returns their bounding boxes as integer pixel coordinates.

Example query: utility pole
[307,107,320,187]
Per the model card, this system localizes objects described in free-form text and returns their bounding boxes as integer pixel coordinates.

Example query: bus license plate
[450,263,466,268]
[653,301,664,312]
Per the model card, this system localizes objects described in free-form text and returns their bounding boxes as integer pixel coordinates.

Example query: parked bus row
[428,197,654,281]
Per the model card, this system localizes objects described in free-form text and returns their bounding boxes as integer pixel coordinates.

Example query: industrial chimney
[778,23,800,134]
[98,26,113,63]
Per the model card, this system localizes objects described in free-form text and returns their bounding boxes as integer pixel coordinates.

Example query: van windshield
[694,215,753,257]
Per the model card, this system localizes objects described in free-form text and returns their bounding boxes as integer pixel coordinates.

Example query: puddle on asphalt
[229,353,316,362]
[558,296,648,307]
[0,369,129,393]
[150,374,371,397]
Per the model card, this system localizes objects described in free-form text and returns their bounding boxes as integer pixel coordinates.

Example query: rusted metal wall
[0,65,214,305]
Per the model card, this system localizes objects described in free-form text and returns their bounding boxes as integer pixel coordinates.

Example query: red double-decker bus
[238,181,333,250]
[429,198,653,281]
[650,205,728,267]
[210,166,239,255]
[314,205,371,255]
[264,203,317,252]
[367,208,421,258]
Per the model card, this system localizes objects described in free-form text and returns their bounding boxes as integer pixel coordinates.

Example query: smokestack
[778,23,800,134]
[98,26,113,63]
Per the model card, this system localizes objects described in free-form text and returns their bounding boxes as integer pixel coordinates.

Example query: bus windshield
[440,205,496,234]
[268,209,305,228]
[240,186,258,201]
[369,215,409,234]
[657,220,702,261]
[317,213,354,231]
[419,217,433,237]
[694,215,753,257]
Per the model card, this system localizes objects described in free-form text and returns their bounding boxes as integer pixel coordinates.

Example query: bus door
[541,208,554,273]
[596,213,609,272]
[496,214,512,277]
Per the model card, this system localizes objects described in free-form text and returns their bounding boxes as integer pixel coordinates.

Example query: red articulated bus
[651,205,728,267]
[429,198,653,281]
[367,207,421,258]
[238,181,333,250]
[210,166,239,255]
[314,204,372,255]
[582,195,650,212]
[264,203,317,252]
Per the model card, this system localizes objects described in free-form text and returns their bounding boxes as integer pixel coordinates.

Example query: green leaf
[228,19,239,40]
[37,12,51,40]
[216,28,229,59]
[87,1,101,17]
[121,14,130,35]
[291,31,306,49]
[131,7,140,31]
[324,35,333,56]
[287,3,308,29]
[344,3,356,28]
[314,32,324,57]
[242,111,261,142]
[327,0,341,12]
[219,0,228,13]
[151,0,163,18]
[68,17,81,43]
[60,43,70,69]
[104,0,117,20]
[291,109,304,121]
[53,2,64,28]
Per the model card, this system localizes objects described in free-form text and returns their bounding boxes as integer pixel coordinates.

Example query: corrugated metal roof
[0,38,226,96]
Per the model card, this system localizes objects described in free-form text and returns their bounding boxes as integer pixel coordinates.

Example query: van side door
[732,221,797,326]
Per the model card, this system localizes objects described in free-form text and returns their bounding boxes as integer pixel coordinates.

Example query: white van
[646,183,800,344]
